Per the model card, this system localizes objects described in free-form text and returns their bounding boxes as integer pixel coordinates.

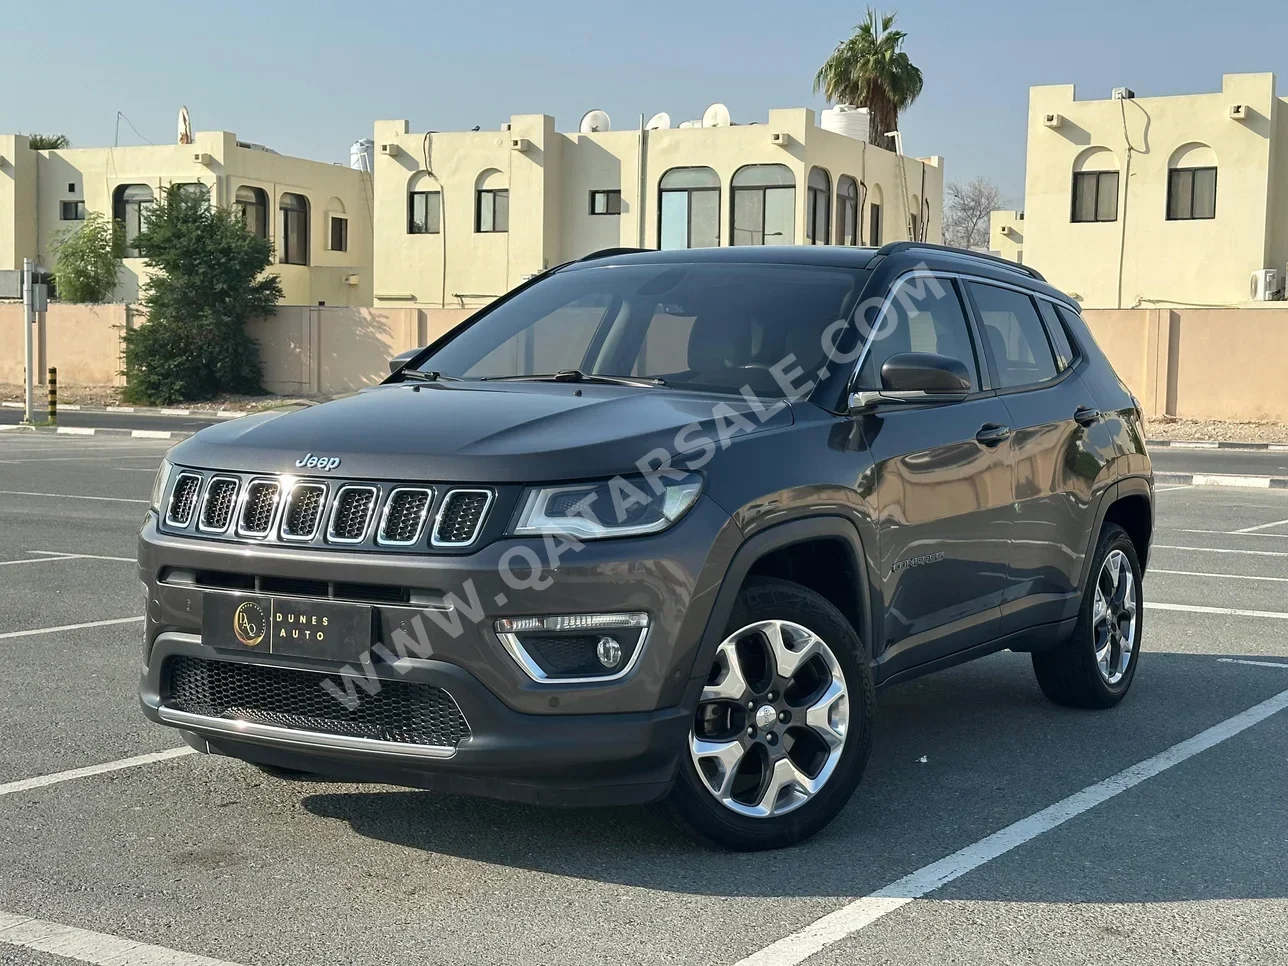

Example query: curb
[1148,439,1288,452]
[1157,471,1288,489]
[0,425,193,441]
[0,401,244,419]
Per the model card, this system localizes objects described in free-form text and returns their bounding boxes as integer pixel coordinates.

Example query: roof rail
[869,242,1045,282]
[577,247,653,262]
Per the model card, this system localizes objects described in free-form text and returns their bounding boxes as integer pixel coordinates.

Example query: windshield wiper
[482,369,665,387]
[399,369,461,382]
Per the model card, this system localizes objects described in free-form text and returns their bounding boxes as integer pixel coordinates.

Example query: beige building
[0,131,373,306]
[991,73,1288,308]
[372,108,943,309]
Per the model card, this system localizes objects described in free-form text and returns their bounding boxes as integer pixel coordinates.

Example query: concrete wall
[0,302,132,385]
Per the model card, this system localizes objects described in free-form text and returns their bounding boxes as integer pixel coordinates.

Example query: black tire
[658,577,875,851]
[1032,523,1143,709]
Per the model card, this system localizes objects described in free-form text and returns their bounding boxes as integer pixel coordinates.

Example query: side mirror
[389,347,423,375]
[849,352,972,412]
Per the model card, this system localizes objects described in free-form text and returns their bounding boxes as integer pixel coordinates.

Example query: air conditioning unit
[379,143,399,157]
[770,132,790,147]
[1111,87,1136,100]
[344,274,360,287]
[510,137,532,153]
[192,152,213,166]
[1250,268,1284,301]
[1042,113,1063,129]
[1229,104,1249,121]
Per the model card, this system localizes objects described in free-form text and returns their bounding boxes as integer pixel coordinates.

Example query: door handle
[1074,406,1102,427]
[976,423,1011,446]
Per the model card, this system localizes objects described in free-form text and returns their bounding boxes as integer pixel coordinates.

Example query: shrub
[122,186,282,405]
[51,212,123,303]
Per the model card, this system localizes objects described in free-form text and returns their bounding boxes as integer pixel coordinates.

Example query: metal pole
[47,367,57,425]
[22,258,34,425]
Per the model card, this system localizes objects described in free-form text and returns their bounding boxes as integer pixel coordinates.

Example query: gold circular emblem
[233,600,266,647]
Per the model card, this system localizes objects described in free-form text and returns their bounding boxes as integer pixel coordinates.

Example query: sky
[3,0,1286,205]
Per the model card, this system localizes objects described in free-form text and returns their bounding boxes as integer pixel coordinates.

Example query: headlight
[512,473,702,539]
[150,458,174,512]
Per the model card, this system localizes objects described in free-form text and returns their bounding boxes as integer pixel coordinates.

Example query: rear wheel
[659,577,874,851]
[1032,523,1142,709]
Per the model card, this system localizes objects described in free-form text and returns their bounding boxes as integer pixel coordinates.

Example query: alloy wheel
[1093,549,1137,686]
[689,619,849,818]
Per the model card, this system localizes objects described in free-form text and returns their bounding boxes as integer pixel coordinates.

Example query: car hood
[167,382,795,482]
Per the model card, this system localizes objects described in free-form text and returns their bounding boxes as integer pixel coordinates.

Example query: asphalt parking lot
[2,432,1287,966]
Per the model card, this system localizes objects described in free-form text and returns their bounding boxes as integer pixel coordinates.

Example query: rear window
[420,262,870,397]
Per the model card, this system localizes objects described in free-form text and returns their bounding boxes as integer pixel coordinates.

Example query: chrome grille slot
[198,477,240,533]
[165,473,203,527]
[280,482,327,541]
[327,485,379,544]
[237,480,280,537]
[378,487,434,547]
[432,489,493,547]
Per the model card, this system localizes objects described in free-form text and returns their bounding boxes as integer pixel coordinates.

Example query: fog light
[596,636,622,669]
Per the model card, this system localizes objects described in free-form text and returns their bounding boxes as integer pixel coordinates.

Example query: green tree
[813,9,924,153]
[50,212,123,303]
[122,186,282,405]
[25,133,70,150]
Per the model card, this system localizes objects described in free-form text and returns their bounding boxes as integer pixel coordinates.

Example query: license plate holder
[202,593,374,662]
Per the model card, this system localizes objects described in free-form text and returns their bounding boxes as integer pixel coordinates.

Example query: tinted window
[967,283,1058,388]
[421,263,869,397]
[1036,300,1077,371]
[857,276,980,390]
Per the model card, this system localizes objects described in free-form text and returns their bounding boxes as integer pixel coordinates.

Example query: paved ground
[2,434,1287,966]
[0,409,230,434]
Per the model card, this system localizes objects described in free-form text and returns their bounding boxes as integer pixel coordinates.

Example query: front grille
[280,483,326,540]
[238,480,280,537]
[327,485,378,543]
[378,487,433,546]
[166,473,203,527]
[199,478,240,533]
[432,489,492,546]
[169,569,414,605]
[166,657,470,747]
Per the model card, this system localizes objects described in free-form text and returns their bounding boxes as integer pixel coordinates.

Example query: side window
[1036,300,1078,371]
[857,276,980,390]
[966,282,1058,388]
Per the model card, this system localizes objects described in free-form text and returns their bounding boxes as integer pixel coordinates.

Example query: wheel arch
[1105,476,1154,570]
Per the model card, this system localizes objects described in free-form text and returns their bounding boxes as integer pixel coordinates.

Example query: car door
[963,281,1118,634]
[854,273,1014,674]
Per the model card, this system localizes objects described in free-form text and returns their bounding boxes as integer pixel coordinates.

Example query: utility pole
[22,258,34,425]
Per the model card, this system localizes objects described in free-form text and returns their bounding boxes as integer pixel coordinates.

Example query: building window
[836,176,859,245]
[476,189,509,233]
[1167,167,1217,221]
[589,189,622,215]
[409,191,441,233]
[1071,171,1119,223]
[869,203,882,246]
[731,164,795,246]
[60,200,86,221]
[329,216,348,252]
[112,184,154,256]
[806,168,831,245]
[235,186,268,238]
[279,192,309,265]
[172,183,209,206]
[658,166,719,250]
[910,212,920,242]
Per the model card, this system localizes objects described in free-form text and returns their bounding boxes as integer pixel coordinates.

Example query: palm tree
[25,133,70,150]
[814,9,923,153]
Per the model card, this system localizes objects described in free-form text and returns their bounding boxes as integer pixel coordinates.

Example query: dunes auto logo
[233,601,267,647]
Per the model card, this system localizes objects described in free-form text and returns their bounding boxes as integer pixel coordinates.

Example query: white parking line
[1173,528,1288,539]
[1154,545,1288,558]
[27,550,135,562]
[0,616,143,641]
[0,908,239,966]
[0,747,194,798]
[1235,516,1288,534]
[0,490,148,504]
[1219,658,1288,670]
[1154,485,1194,493]
[1152,569,1288,583]
[1147,602,1288,620]
[734,686,1288,966]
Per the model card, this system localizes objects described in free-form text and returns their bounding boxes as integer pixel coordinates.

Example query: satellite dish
[177,105,193,145]
[702,102,732,128]
[579,109,612,133]
[645,112,672,131]
[678,120,700,129]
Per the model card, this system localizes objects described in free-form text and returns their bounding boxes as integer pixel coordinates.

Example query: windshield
[416,262,870,397]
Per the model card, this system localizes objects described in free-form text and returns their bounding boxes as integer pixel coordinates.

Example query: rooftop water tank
[350,138,375,172]
[821,105,871,143]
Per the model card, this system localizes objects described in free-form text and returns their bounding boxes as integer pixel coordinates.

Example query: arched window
[1071,147,1120,223]
[279,192,309,265]
[171,183,209,207]
[475,168,508,233]
[836,176,859,245]
[731,164,795,246]
[658,166,720,250]
[408,171,441,234]
[909,193,921,241]
[235,186,268,238]
[867,183,884,245]
[1167,143,1218,221]
[325,197,348,252]
[806,167,831,245]
[112,184,154,256]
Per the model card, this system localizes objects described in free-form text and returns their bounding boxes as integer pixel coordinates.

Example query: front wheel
[659,577,874,851]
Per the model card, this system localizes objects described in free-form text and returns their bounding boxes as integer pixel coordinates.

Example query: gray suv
[139,242,1152,850]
